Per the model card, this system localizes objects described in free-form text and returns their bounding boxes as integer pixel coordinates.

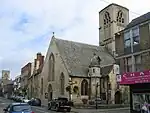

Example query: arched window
[117,10,124,24]
[41,78,43,95]
[48,53,55,81]
[60,73,65,95]
[81,79,88,95]
[104,11,111,25]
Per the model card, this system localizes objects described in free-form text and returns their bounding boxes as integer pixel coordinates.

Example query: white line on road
[32,106,46,110]
[35,109,46,113]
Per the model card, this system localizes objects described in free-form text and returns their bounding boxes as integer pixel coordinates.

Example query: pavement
[0,97,130,113]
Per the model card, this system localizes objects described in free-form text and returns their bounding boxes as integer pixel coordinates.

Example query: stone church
[39,3,130,105]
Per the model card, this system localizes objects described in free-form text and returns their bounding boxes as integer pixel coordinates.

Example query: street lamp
[94,78,100,109]
[68,78,76,101]
[95,82,99,109]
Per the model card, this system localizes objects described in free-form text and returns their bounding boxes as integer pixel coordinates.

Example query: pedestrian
[141,102,149,113]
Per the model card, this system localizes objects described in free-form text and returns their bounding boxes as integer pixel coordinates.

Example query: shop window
[132,93,150,112]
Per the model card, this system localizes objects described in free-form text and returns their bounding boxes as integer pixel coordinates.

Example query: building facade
[40,36,127,105]
[115,12,150,75]
[115,12,150,113]
[28,53,44,99]
[20,63,31,97]
[13,75,21,96]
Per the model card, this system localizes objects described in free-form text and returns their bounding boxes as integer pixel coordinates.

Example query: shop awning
[117,70,150,85]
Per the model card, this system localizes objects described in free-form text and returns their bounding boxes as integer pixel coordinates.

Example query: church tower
[99,3,129,55]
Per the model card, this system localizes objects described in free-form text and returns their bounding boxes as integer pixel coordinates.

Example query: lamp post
[68,78,76,101]
[95,82,99,109]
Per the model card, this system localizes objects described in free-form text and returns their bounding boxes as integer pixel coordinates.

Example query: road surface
[0,97,130,113]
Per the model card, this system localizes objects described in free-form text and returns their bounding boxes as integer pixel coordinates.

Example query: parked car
[48,97,71,112]
[3,103,34,113]
[23,99,30,103]
[28,98,41,106]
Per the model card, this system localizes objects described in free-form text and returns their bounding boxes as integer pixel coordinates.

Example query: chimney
[37,52,42,60]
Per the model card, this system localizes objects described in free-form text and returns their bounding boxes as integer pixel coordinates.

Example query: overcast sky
[0,0,150,79]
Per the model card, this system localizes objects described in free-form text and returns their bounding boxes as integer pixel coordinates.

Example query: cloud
[0,0,150,79]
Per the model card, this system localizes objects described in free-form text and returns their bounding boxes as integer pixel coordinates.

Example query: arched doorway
[115,91,121,104]
[48,84,53,101]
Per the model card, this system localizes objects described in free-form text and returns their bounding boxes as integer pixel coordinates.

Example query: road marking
[1,103,5,104]
[32,106,46,110]
[35,109,47,113]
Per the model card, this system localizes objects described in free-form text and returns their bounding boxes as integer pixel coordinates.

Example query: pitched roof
[53,38,115,77]
[125,12,150,29]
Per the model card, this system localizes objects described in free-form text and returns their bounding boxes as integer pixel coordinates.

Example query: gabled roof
[125,12,150,30]
[53,38,115,77]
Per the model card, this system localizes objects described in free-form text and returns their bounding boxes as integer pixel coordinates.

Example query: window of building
[132,27,140,45]
[141,52,150,69]
[124,31,131,48]
[135,55,141,72]
[93,69,95,73]
[125,57,132,72]
[104,11,111,25]
[81,79,88,95]
[48,53,55,81]
[60,73,65,95]
[117,10,124,24]
[41,78,43,95]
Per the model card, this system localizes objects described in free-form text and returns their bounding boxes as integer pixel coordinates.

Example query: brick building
[28,53,44,99]
[20,62,31,96]
[115,12,150,113]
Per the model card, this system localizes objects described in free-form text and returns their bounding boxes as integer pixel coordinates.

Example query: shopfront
[117,70,150,113]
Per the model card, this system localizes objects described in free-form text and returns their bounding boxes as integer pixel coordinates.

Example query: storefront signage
[119,70,150,85]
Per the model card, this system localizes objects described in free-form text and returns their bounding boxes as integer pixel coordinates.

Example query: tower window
[104,11,111,26]
[93,69,95,73]
[122,18,124,23]
[117,10,124,24]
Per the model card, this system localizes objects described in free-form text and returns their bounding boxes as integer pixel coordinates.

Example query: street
[0,97,130,113]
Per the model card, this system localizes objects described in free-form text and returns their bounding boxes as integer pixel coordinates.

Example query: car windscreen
[12,104,31,112]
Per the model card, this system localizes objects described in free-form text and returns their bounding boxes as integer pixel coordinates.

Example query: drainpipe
[130,30,135,72]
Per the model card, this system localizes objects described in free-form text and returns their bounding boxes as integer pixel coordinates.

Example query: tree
[73,86,79,94]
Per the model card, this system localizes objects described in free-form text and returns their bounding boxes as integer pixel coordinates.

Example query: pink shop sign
[119,70,150,85]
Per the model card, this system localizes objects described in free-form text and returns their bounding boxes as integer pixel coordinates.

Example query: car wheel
[67,108,71,112]
[48,103,51,110]
[56,105,59,112]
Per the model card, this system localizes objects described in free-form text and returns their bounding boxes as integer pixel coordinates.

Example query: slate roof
[101,65,113,76]
[53,38,115,77]
[125,12,150,29]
